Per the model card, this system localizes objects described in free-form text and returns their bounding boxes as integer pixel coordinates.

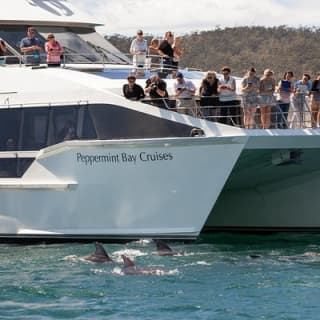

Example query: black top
[158,40,174,58]
[149,80,168,99]
[123,83,145,100]
[311,80,320,92]
[200,79,219,96]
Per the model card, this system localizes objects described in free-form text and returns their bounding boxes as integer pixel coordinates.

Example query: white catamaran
[0,0,319,242]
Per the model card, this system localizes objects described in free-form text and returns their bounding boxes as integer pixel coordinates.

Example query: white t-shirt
[174,80,196,98]
[219,76,236,101]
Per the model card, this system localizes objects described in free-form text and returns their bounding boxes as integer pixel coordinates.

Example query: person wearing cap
[174,72,196,116]
[241,67,260,129]
[45,33,64,67]
[20,27,42,66]
[218,66,240,126]
[123,75,145,101]
[130,30,148,69]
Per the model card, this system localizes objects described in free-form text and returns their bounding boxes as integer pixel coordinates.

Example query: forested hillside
[106,26,320,79]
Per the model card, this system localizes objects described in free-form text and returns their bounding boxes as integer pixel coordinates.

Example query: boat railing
[141,92,317,129]
[0,99,89,109]
[0,51,193,74]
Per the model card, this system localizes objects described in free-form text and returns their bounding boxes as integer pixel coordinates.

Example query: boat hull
[205,133,320,232]
[0,137,246,241]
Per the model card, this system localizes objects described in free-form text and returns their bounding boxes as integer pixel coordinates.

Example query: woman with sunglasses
[123,75,145,101]
[199,71,220,121]
[45,33,64,67]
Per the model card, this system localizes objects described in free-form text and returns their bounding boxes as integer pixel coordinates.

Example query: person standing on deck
[310,72,320,128]
[130,29,148,69]
[241,67,260,129]
[20,26,42,66]
[259,69,276,129]
[174,72,196,116]
[276,71,294,128]
[218,66,240,126]
[291,73,311,128]
[158,31,175,74]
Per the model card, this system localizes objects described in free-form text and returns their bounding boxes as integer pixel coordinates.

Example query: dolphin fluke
[83,242,113,263]
[154,239,182,256]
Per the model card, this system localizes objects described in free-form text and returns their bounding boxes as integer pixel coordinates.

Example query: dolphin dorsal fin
[94,242,111,259]
[121,255,135,268]
[155,239,173,252]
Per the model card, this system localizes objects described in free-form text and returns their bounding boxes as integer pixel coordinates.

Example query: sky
[71,0,320,36]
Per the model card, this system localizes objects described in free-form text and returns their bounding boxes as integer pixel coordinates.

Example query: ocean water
[1,233,320,320]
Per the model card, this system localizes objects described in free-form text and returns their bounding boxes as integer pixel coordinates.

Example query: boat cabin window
[0,158,34,178]
[82,106,98,139]
[88,104,197,139]
[51,107,78,144]
[21,108,49,150]
[0,109,21,151]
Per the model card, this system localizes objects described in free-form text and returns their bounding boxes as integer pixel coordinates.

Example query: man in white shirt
[218,66,241,125]
[130,30,147,68]
[174,72,196,116]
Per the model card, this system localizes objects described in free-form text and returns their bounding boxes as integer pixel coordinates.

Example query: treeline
[106,26,320,80]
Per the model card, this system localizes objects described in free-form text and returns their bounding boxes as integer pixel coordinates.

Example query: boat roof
[0,0,102,28]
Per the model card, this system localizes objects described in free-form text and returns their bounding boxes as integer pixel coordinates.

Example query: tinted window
[89,104,195,139]
[0,109,21,151]
[82,106,97,139]
[21,108,49,150]
[0,158,33,178]
[52,107,78,143]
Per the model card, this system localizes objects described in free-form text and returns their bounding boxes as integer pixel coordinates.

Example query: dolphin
[249,254,263,259]
[121,254,163,275]
[154,239,183,256]
[83,242,113,263]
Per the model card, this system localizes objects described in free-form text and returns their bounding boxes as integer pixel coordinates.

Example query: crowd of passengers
[1,27,320,129]
[124,29,320,129]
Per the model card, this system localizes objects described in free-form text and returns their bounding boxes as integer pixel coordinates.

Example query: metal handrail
[0,99,89,109]
[140,93,318,129]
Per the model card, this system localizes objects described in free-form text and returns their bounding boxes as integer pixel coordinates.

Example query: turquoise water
[1,233,320,319]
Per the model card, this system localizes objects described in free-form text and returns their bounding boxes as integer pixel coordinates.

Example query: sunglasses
[207,76,213,79]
